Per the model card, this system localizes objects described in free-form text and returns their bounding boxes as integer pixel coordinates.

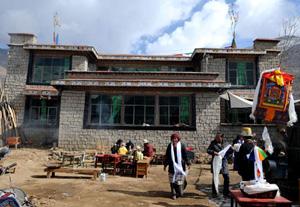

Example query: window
[30,55,71,84]
[124,96,155,125]
[90,95,121,125]
[228,60,255,86]
[159,96,190,126]
[86,94,194,128]
[25,96,59,127]
[222,100,256,124]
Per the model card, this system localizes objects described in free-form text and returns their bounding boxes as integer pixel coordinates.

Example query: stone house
[4,33,284,152]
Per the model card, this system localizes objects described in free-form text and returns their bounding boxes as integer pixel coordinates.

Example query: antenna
[53,12,61,45]
[228,4,239,48]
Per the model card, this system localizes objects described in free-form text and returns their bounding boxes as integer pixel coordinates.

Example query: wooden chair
[6,137,21,149]
[119,155,135,176]
[102,154,121,175]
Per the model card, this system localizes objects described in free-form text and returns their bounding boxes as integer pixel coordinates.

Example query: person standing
[232,134,244,171]
[207,133,231,197]
[164,133,191,200]
[236,127,255,181]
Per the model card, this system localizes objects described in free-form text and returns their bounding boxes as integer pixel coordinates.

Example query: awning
[23,85,59,96]
[220,91,253,108]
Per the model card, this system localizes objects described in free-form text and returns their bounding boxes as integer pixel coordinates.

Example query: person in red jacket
[143,139,155,157]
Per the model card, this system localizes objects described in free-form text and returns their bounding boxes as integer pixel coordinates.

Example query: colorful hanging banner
[254,68,294,123]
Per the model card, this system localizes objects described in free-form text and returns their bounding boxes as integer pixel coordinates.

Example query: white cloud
[0,0,299,54]
[0,0,198,53]
[236,0,298,39]
[145,0,232,54]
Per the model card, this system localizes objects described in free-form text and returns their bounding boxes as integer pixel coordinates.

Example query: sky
[0,0,300,55]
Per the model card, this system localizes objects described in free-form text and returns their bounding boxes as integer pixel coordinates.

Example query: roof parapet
[8,33,37,45]
[253,38,280,50]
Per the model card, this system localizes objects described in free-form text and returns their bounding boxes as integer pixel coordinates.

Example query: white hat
[143,139,148,143]
[136,145,141,150]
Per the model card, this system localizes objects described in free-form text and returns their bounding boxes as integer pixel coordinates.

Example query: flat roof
[23,43,275,62]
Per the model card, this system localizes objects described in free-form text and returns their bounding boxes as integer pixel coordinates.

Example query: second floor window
[31,55,71,84]
[228,60,255,86]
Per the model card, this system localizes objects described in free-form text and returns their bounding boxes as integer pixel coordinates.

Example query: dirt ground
[0,148,241,207]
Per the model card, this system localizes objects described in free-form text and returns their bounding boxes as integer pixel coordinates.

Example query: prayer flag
[257,147,267,161]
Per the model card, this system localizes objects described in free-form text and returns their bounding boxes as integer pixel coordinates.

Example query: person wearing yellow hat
[236,127,256,181]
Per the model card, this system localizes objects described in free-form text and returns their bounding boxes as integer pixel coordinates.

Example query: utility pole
[53,12,61,45]
[228,4,239,49]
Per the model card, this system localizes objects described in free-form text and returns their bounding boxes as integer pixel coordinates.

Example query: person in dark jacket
[164,132,191,200]
[207,133,232,197]
[236,127,255,181]
[232,135,244,171]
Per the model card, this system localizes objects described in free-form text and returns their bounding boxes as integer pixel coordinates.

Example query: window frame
[226,58,257,88]
[24,96,60,128]
[84,93,195,130]
[221,99,258,124]
[27,53,72,85]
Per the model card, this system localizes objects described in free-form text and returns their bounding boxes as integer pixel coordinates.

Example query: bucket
[100,173,106,182]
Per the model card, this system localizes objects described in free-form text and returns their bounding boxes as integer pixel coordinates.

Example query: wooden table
[230,189,292,207]
[136,158,151,178]
[94,154,121,175]
[62,152,83,167]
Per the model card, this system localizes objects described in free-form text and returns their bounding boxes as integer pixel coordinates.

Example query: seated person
[143,139,155,158]
[118,142,128,155]
[126,140,134,150]
[134,146,144,161]
[126,140,134,154]
[111,139,123,154]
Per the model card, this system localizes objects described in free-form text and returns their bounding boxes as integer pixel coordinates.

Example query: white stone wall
[5,35,59,145]
[4,45,29,125]
[58,91,221,152]
[72,56,88,71]
[201,57,226,81]
[258,51,280,72]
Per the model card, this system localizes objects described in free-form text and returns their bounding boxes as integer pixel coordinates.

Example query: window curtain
[108,96,121,123]
[40,99,47,123]
[237,62,246,85]
[179,97,189,124]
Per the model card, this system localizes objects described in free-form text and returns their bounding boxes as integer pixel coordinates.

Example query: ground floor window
[85,93,195,129]
[222,100,257,124]
[24,96,59,127]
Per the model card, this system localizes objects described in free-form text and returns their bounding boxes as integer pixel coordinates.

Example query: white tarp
[228,91,253,108]
[220,91,253,108]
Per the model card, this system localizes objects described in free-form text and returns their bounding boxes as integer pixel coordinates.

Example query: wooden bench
[44,167,101,180]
